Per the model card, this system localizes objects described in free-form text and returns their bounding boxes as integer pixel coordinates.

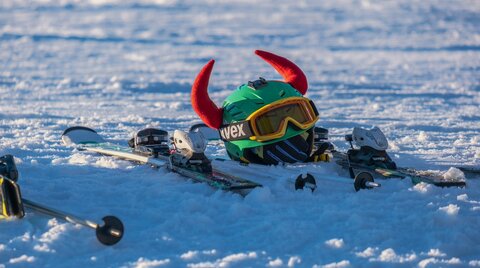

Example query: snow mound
[438,204,460,215]
[443,167,466,181]
[325,238,345,249]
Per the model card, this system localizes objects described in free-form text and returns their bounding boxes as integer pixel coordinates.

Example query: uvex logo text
[218,122,252,141]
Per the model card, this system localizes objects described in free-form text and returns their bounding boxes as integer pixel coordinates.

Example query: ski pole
[22,198,123,246]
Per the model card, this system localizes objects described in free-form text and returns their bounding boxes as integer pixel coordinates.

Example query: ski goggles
[219,97,319,142]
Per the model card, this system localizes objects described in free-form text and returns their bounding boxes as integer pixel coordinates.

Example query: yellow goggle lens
[246,97,318,142]
[255,103,313,135]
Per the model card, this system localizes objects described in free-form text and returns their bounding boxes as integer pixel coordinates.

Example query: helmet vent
[230,111,244,118]
[279,90,285,97]
[225,104,236,112]
[226,104,248,120]
[241,92,264,105]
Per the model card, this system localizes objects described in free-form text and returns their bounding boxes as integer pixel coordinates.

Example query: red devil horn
[255,50,308,95]
[191,60,223,129]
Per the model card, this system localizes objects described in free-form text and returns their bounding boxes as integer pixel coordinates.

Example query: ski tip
[62,126,97,136]
[189,123,209,132]
[62,126,104,146]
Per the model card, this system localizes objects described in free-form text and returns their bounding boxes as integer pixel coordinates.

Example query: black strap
[309,100,319,117]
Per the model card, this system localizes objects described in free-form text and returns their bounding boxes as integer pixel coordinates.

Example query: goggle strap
[309,100,319,117]
[218,121,254,141]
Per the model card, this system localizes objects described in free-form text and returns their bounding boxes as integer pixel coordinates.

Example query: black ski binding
[347,147,397,170]
[129,128,170,157]
[169,152,213,173]
[313,127,334,151]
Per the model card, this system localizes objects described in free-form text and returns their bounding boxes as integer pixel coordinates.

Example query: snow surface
[1,0,480,267]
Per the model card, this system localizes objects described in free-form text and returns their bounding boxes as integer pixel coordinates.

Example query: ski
[333,127,466,188]
[332,151,466,187]
[62,126,261,195]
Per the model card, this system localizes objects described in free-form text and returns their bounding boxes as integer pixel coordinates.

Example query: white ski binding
[351,126,389,150]
[170,130,212,172]
[345,126,396,169]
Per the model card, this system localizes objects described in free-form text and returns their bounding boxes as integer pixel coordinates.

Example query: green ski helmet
[191,50,319,165]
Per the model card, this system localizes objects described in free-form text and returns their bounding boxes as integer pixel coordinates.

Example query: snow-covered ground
[1,0,479,267]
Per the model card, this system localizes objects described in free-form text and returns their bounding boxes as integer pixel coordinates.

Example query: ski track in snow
[1,0,479,267]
